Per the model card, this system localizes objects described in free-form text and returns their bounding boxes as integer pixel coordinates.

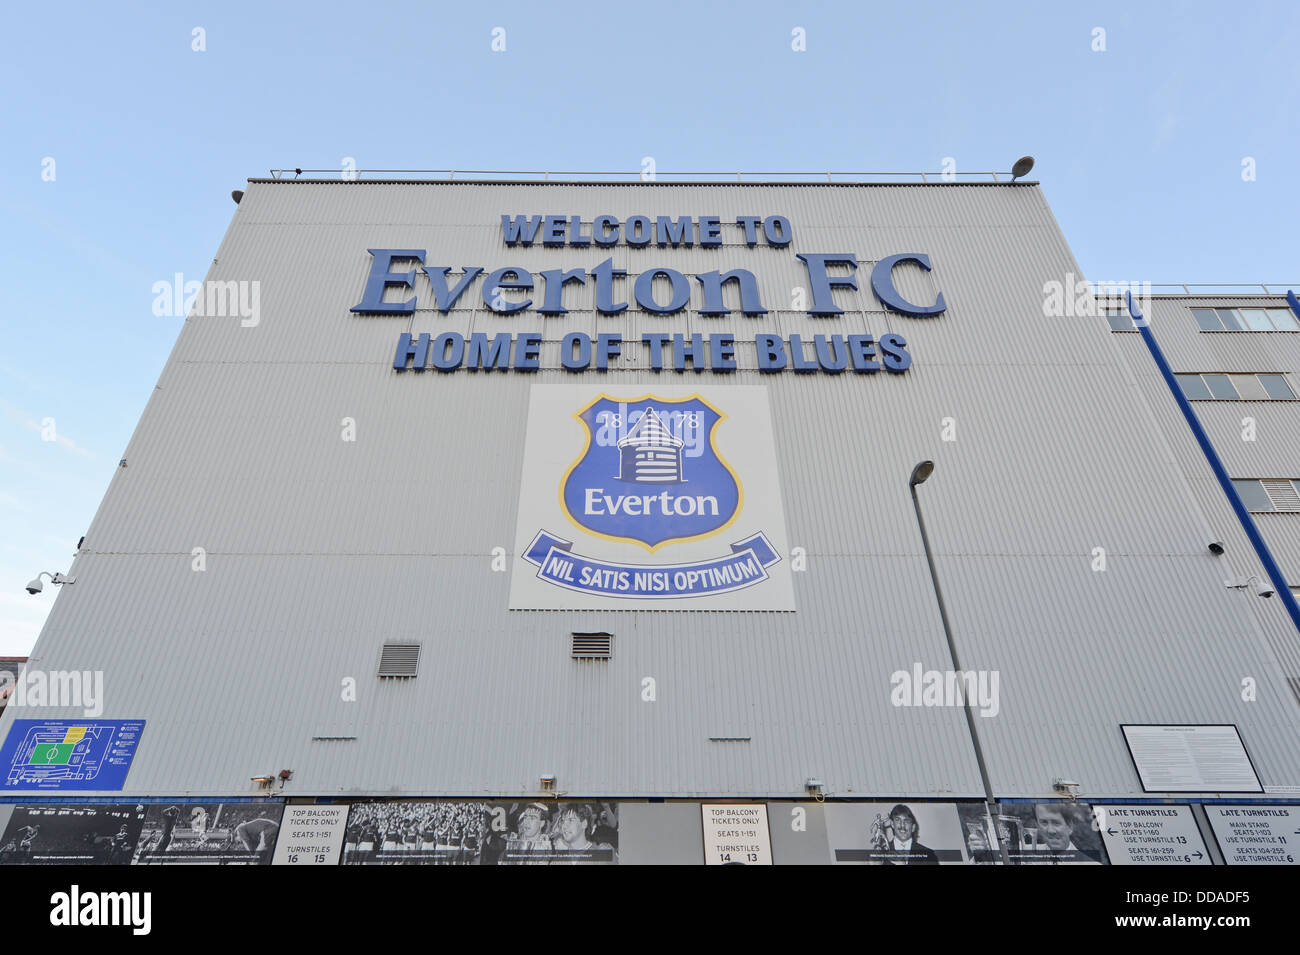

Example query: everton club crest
[519,391,784,602]
[561,394,741,551]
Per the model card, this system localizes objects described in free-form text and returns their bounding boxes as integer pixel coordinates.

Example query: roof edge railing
[265,168,1023,184]
[1090,283,1300,296]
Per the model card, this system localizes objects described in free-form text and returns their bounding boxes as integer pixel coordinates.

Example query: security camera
[24,571,75,595]
[1207,541,1225,555]
[1226,575,1275,599]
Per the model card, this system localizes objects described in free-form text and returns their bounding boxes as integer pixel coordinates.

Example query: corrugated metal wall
[1108,296,1300,699]
[9,181,1300,799]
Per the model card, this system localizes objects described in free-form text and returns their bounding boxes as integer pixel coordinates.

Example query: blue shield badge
[561,394,742,551]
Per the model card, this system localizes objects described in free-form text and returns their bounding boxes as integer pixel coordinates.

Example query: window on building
[1233,479,1277,512]
[1231,375,1268,400]
[1233,479,1300,512]
[1175,374,1213,399]
[1240,308,1274,331]
[1216,308,1246,330]
[1191,305,1300,331]
[1260,375,1297,399]
[1269,307,1300,331]
[1176,373,1297,400]
[1191,308,1222,331]
[1203,374,1240,399]
[1104,306,1134,331]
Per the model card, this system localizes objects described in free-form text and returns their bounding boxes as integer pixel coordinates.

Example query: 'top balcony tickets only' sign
[350,214,947,375]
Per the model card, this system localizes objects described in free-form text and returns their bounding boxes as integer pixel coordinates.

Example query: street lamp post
[909,460,1010,865]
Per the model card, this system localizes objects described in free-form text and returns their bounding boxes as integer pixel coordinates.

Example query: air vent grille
[1261,480,1300,512]
[571,632,612,660]
[378,643,421,677]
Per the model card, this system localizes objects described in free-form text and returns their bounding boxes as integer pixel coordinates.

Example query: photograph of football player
[235,817,280,854]
[502,802,552,865]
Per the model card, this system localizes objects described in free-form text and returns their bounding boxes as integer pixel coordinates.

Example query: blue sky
[1,1,1296,653]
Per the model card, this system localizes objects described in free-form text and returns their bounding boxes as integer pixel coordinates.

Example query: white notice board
[1206,805,1300,865]
[1121,725,1262,793]
[271,804,348,866]
[701,804,773,865]
[1094,804,1210,864]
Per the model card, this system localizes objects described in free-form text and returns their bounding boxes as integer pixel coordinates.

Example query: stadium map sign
[0,719,145,791]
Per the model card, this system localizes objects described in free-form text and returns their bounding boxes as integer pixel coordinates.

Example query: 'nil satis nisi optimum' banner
[510,385,794,610]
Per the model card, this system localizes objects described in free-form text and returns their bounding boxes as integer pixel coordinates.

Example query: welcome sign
[511,385,794,610]
[357,212,945,376]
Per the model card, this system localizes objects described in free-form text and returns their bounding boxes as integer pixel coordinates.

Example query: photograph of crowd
[340,800,619,865]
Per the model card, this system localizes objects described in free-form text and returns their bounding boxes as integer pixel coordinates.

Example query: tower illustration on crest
[617,409,685,484]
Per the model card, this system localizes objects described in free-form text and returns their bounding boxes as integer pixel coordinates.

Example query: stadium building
[3,169,1300,865]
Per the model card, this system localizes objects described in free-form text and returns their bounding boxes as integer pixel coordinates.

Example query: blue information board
[0,719,145,791]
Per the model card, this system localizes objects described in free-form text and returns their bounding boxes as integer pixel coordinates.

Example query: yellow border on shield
[558,392,745,554]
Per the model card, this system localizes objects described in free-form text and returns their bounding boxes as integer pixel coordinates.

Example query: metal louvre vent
[571,632,612,660]
[377,643,421,677]
[1261,480,1300,512]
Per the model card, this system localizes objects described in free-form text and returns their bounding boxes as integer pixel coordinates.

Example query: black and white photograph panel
[0,804,145,865]
[133,802,283,865]
[340,800,619,865]
[995,802,1109,865]
[825,802,970,865]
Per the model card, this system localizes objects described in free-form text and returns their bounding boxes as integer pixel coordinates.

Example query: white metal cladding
[1108,299,1300,584]
[1105,294,1300,706]
[8,180,1300,799]
[1254,514,1300,581]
